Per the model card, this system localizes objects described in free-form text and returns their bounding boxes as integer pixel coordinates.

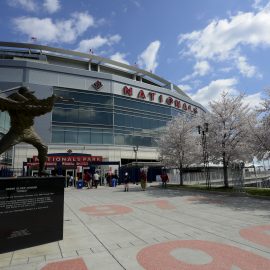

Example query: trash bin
[77,180,83,189]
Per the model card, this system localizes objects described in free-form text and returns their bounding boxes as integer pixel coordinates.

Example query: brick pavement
[0,184,269,269]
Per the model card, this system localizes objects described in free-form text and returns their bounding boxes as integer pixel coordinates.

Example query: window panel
[52,108,66,122]
[91,132,102,144]
[78,132,90,144]
[103,133,113,144]
[65,130,77,143]
[52,130,64,143]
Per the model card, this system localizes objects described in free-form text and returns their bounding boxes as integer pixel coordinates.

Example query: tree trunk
[222,152,229,188]
[179,165,183,186]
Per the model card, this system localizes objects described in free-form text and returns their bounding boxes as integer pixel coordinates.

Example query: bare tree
[204,92,254,187]
[157,114,200,185]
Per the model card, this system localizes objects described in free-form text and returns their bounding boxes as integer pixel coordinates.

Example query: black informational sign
[0,177,64,254]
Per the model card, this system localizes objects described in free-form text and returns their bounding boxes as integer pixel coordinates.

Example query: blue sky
[1,0,270,108]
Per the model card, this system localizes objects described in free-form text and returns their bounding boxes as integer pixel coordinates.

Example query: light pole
[133,145,139,184]
[197,123,210,189]
[133,145,139,163]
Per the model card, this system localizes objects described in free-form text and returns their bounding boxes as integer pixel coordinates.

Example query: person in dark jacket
[140,170,147,191]
[161,172,169,188]
[123,172,130,192]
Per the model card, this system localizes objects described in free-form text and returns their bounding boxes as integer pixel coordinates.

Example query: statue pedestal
[0,176,64,254]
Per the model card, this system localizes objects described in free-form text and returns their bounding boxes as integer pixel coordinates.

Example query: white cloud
[14,17,58,42]
[235,55,260,78]
[72,12,95,35]
[220,67,233,73]
[110,52,129,65]
[179,6,270,60]
[178,84,192,92]
[137,40,160,72]
[242,92,263,109]
[253,0,262,9]
[190,78,263,110]
[181,60,211,81]
[194,60,211,76]
[13,12,94,43]
[252,0,270,10]
[190,78,238,108]
[43,0,60,14]
[8,0,37,12]
[178,4,270,79]
[76,34,121,52]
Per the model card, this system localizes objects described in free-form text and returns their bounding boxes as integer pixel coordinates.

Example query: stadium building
[0,41,205,177]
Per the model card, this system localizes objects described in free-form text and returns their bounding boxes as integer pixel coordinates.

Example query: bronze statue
[0,86,56,175]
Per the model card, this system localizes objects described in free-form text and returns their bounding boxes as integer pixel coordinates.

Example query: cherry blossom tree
[249,89,270,159]
[157,113,200,185]
[203,92,254,187]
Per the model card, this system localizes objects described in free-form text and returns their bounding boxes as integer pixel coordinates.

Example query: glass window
[55,89,112,106]
[78,109,91,123]
[91,131,102,144]
[95,112,112,125]
[103,133,113,144]
[52,108,66,122]
[65,130,77,143]
[114,96,172,116]
[52,130,64,143]
[0,112,10,132]
[115,134,125,145]
[65,108,78,123]
[78,132,90,144]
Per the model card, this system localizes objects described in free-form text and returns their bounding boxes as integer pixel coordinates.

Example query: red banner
[32,155,102,163]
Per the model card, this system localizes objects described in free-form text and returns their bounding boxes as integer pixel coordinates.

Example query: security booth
[119,161,163,184]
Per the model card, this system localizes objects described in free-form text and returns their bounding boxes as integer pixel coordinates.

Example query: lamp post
[197,123,210,189]
[133,145,139,163]
[133,145,139,185]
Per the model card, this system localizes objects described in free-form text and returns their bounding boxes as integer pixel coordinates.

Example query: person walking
[69,175,74,187]
[140,170,147,191]
[123,172,130,192]
[93,171,100,188]
[161,171,169,188]
[84,171,92,189]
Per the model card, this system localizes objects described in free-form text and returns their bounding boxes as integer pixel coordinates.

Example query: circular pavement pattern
[133,200,176,209]
[240,225,270,248]
[40,258,87,270]
[136,240,270,270]
[79,204,133,216]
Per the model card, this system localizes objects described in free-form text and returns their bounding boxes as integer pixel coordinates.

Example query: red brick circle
[80,204,133,216]
[133,200,176,209]
[240,225,270,248]
[137,240,270,270]
[40,258,87,270]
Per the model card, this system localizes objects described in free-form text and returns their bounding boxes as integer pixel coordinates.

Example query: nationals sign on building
[29,153,103,167]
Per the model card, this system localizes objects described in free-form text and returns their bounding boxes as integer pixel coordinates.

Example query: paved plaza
[0,183,270,269]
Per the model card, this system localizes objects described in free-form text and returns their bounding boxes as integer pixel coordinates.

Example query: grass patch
[166,184,270,197]
[244,187,270,197]
[167,184,233,192]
